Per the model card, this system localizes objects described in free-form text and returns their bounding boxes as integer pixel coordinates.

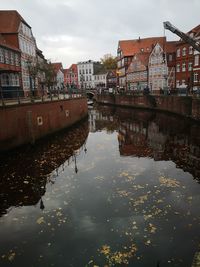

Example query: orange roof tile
[127,52,150,73]
[189,24,200,36]
[118,37,166,57]
[165,41,177,53]
[0,10,30,33]
[52,62,63,73]
[70,64,77,72]
[0,33,20,52]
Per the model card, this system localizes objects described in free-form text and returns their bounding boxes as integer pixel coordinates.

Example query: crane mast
[163,21,200,53]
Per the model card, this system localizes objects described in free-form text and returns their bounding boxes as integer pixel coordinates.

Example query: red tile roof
[0,34,20,52]
[127,52,150,73]
[188,24,200,36]
[118,37,166,57]
[165,41,177,53]
[52,62,63,73]
[70,64,77,72]
[0,10,30,33]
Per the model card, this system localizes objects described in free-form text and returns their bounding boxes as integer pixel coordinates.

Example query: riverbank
[95,93,200,121]
[0,97,88,151]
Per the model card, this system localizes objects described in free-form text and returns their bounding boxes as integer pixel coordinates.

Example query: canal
[0,105,200,267]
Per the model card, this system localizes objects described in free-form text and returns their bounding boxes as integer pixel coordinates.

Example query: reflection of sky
[0,130,200,267]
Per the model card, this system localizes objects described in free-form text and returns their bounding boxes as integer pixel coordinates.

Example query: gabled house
[63,64,78,89]
[0,10,37,97]
[148,41,176,93]
[126,52,149,90]
[52,62,64,90]
[117,37,166,89]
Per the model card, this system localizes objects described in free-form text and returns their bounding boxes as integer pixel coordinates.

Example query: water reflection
[90,105,200,181]
[0,107,200,267]
[0,120,89,217]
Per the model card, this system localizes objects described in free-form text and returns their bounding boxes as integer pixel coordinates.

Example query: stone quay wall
[96,94,200,121]
[0,97,88,151]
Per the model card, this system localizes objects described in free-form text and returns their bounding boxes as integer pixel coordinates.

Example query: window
[176,80,180,87]
[182,63,186,72]
[0,48,4,63]
[169,54,173,61]
[182,47,186,56]
[194,73,198,82]
[176,64,180,72]
[188,62,193,71]
[15,74,19,86]
[1,74,10,86]
[182,80,186,85]
[189,46,193,55]
[4,50,9,64]
[194,55,199,66]
[10,52,14,65]
[176,48,180,57]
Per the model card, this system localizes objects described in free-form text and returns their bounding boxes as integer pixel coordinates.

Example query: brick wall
[0,98,88,151]
[96,94,200,120]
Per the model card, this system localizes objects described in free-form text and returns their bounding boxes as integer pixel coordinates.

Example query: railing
[0,88,86,107]
[96,87,200,98]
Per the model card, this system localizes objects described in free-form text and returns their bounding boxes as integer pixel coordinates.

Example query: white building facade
[148,43,168,93]
[77,60,102,89]
[18,21,37,96]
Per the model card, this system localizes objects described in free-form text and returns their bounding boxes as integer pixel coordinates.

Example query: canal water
[0,105,200,267]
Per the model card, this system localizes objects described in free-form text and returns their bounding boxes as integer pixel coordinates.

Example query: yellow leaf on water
[36,217,45,224]
[8,252,16,261]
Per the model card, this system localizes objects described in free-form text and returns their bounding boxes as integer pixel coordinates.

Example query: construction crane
[163,21,200,53]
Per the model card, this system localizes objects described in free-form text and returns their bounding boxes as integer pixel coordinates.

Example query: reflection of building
[94,105,200,181]
[118,120,152,157]
[0,120,89,217]
[147,121,167,160]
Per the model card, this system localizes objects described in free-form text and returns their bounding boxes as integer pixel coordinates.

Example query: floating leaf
[36,217,45,224]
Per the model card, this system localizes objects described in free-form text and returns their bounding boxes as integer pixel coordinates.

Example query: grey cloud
[1,0,200,66]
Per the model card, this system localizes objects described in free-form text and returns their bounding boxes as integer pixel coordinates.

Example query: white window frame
[189,46,193,55]
[182,63,186,72]
[194,73,198,82]
[194,55,199,66]
[188,62,193,71]
[176,64,180,72]
[176,48,180,57]
[182,47,186,56]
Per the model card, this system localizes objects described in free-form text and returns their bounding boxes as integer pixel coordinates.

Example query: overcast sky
[1,0,200,68]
